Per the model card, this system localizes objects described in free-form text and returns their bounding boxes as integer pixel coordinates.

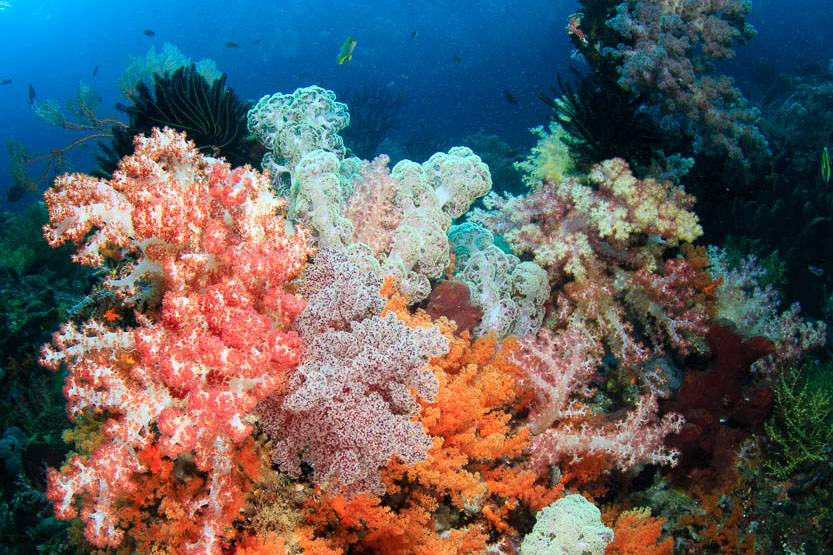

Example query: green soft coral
[515,121,575,188]
[764,360,833,478]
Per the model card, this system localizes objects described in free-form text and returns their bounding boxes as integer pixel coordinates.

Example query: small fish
[0,78,11,85]
[252,38,262,45]
[92,64,99,77]
[28,84,35,104]
[337,36,357,64]
[503,89,519,104]
[822,146,831,185]
[143,29,155,36]
[7,185,25,202]
[225,41,240,48]
[453,56,462,63]
[409,30,418,39]
[808,265,824,277]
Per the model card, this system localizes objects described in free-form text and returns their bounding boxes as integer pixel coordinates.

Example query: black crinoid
[95,65,259,177]
[540,69,663,172]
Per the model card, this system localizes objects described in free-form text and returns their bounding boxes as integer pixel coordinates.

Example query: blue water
[0,0,569,208]
[1,0,832,209]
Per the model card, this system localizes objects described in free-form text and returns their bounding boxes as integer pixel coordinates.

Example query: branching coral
[471,157,704,366]
[40,128,313,554]
[12,81,127,195]
[292,292,564,552]
[509,326,602,435]
[606,507,672,555]
[471,158,700,285]
[707,246,826,378]
[627,258,709,355]
[593,0,767,162]
[763,361,833,478]
[116,42,221,103]
[296,491,489,555]
[256,249,447,497]
[510,326,683,474]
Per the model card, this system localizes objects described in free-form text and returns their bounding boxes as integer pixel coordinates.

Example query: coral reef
[9,14,832,552]
[256,249,447,497]
[248,86,350,187]
[449,222,550,338]
[601,0,765,162]
[274,132,491,302]
[763,360,833,478]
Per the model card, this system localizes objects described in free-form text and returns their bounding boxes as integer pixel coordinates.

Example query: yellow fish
[337,36,357,64]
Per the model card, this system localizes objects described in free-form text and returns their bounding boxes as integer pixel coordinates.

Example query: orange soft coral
[233,533,287,555]
[606,507,672,555]
[108,437,263,554]
[677,483,757,554]
[294,295,562,552]
[385,297,561,533]
[560,453,614,499]
[297,491,488,555]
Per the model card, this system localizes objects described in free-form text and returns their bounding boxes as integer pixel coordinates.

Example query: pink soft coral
[510,326,602,434]
[257,249,448,496]
[509,325,683,474]
[41,128,313,554]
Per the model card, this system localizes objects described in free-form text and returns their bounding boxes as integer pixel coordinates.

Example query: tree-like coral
[763,361,833,478]
[471,157,704,367]
[296,491,490,555]
[40,128,313,554]
[293,291,564,552]
[573,0,766,163]
[339,84,404,160]
[471,158,700,285]
[509,326,602,435]
[256,249,447,497]
[706,246,826,379]
[382,298,561,538]
[510,326,683,474]
[605,507,672,555]
[627,258,708,355]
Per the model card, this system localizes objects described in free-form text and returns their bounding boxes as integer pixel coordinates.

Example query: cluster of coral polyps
[37,124,823,554]
[41,128,313,553]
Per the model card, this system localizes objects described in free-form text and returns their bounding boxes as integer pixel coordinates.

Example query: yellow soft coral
[516,121,575,189]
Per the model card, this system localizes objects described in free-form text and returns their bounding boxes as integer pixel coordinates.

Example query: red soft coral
[41,128,313,554]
